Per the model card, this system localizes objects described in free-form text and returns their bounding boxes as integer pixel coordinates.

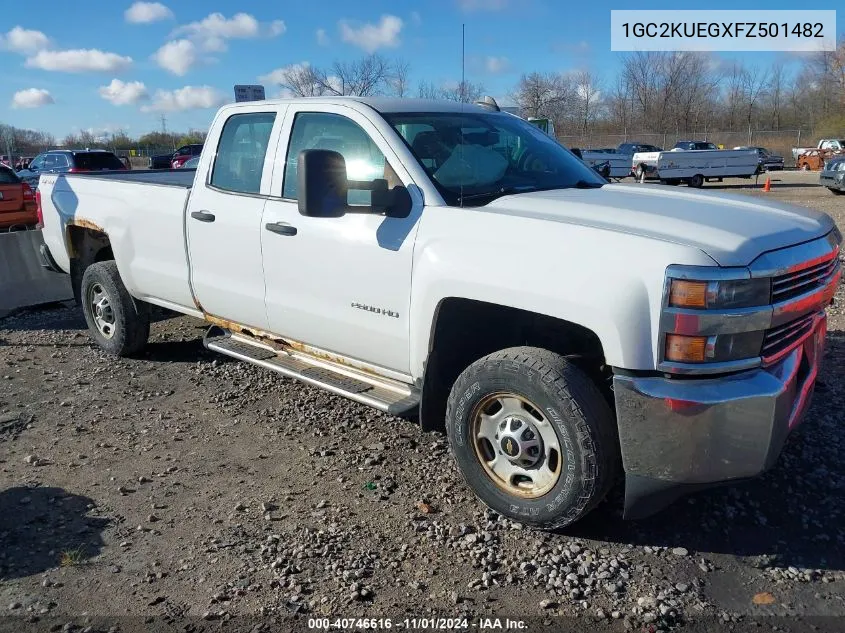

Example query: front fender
[408,206,717,380]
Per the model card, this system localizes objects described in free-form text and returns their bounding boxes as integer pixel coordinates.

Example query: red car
[170,144,203,168]
[0,164,37,230]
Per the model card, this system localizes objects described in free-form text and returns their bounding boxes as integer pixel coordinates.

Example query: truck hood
[485,184,835,267]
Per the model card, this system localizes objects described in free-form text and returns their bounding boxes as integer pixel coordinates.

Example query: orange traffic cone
[762,177,771,192]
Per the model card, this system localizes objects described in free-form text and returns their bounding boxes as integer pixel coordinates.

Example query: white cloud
[457,0,508,11]
[173,12,283,52]
[11,88,54,109]
[339,15,402,53]
[25,49,132,73]
[152,39,197,75]
[141,85,226,112]
[125,2,173,24]
[1,26,51,54]
[98,79,149,105]
[269,20,286,36]
[485,56,510,74]
[316,28,330,46]
[259,62,310,86]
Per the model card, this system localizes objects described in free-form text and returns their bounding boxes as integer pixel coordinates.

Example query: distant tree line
[3,37,844,157]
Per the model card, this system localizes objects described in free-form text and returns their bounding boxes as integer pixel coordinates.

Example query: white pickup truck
[37,97,842,529]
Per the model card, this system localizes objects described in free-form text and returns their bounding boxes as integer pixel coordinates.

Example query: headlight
[668,278,770,309]
[664,331,765,363]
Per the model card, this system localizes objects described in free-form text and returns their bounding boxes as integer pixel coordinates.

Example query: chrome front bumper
[614,311,827,519]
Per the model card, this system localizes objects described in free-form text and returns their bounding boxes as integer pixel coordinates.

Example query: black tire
[828,187,844,195]
[689,174,704,188]
[445,347,619,530]
[80,261,150,357]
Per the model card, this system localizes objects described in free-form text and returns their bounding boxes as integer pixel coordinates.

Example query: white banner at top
[610,10,836,52]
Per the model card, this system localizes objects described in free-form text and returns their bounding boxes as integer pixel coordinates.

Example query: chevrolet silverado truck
[37,98,842,529]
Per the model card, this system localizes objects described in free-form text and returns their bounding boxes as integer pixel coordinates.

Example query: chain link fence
[557,130,807,165]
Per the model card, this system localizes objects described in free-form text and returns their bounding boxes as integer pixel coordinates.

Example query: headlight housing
[668,278,771,309]
[661,267,772,372]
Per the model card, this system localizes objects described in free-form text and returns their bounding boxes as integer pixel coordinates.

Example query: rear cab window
[210,112,276,194]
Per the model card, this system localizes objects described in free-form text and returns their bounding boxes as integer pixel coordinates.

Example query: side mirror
[298,149,413,219]
[298,149,349,218]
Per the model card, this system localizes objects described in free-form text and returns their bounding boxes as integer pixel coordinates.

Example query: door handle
[191,210,216,222]
[265,222,297,236]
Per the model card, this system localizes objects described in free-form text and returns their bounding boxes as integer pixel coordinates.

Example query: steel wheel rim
[87,282,116,339]
[470,392,562,499]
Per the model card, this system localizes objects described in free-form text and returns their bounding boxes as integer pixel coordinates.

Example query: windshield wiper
[457,185,538,203]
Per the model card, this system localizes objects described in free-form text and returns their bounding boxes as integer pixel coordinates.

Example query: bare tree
[392,60,411,97]
[440,80,485,103]
[764,63,785,129]
[510,72,573,119]
[573,71,602,136]
[279,64,327,97]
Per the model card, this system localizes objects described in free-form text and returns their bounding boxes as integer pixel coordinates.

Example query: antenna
[460,23,465,209]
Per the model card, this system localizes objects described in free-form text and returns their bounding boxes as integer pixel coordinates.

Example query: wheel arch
[418,297,612,432]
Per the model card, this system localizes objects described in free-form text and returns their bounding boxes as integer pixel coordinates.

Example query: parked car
[181,156,200,169]
[796,148,833,171]
[733,146,784,171]
[38,97,841,529]
[617,142,662,155]
[672,140,718,151]
[17,149,127,188]
[148,152,174,170]
[820,157,845,194]
[0,164,37,230]
[171,144,203,169]
[792,139,845,162]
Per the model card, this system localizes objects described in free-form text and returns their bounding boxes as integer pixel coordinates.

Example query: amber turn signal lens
[665,334,707,363]
[669,280,707,308]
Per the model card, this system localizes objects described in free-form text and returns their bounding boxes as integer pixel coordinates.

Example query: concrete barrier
[0,230,73,318]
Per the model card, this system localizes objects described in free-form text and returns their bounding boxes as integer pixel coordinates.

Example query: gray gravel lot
[1,170,843,632]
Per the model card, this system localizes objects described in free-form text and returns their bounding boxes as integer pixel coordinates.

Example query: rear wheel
[689,174,704,188]
[445,347,619,530]
[81,261,150,357]
[829,187,845,195]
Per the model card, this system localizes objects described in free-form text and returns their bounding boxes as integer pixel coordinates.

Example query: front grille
[771,257,838,303]
[762,312,815,360]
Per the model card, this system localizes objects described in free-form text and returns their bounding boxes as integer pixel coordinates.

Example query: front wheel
[81,261,150,357]
[445,347,619,530]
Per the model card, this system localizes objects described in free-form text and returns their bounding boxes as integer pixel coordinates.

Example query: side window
[210,112,276,194]
[43,155,58,168]
[54,154,69,168]
[283,112,392,205]
[29,155,45,170]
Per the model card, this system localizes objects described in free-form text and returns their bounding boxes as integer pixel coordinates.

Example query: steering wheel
[517,148,549,172]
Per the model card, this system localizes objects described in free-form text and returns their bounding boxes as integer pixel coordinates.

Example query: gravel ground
[1,170,843,633]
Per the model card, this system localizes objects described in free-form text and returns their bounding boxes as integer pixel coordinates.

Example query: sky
[1,0,842,139]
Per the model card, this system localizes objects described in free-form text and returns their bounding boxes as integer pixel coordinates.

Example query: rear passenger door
[186,107,286,330]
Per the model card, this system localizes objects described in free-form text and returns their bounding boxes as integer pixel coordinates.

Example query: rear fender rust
[65,219,109,259]
[68,218,105,233]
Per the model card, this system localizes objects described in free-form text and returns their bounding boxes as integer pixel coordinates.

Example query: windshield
[383,111,604,206]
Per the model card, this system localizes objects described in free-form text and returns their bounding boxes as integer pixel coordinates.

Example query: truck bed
[72,169,195,188]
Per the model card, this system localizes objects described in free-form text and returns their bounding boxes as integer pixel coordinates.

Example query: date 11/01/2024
[307,617,528,630]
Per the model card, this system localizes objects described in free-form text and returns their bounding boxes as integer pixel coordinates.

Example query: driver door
[260,105,423,374]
